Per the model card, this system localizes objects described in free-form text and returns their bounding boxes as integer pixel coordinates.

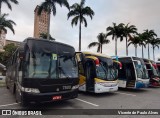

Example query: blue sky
[2,0,160,60]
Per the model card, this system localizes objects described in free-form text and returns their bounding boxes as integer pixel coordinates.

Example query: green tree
[143,29,157,59]
[106,23,124,56]
[138,33,146,58]
[88,33,110,53]
[150,38,160,61]
[0,43,17,65]
[38,0,70,39]
[0,0,19,15]
[40,32,55,41]
[123,23,137,56]
[68,0,94,51]
[0,13,16,43]
[128,35,140,57]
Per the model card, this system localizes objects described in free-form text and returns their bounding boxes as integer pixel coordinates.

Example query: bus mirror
[152,64,157,69]
[119,62,122,69]
[95,59,100,66]
[19,51,24,60]
[113,61,122,69]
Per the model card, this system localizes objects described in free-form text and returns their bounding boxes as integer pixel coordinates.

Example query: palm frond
[82,6,95,19]
[81,17,87,27]
[4,0,12,10]
[71,16,79,27]
[67,10,79,19]
[102,39,110,44]
[10,0,19,4]
[88,42,100,48]
[80,0,86,7]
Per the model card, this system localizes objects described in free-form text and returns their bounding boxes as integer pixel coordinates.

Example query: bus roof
[24,37,74,49]
[21,37,75,55]
[81,51,111,59]
[117,56,140,59]
[142,58,155,63]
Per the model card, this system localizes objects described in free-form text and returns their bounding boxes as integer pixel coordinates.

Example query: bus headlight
[72,85,79,90]
[22,87,40,93]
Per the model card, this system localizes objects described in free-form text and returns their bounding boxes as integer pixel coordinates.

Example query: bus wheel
[21,100,29,107]
[6,84,9,89]
[6,81,9,89]
[15,86,19,103]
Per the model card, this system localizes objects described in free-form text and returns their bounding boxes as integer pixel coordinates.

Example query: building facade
[33,5,49,38]
[5,39,21,47]
[0,30,6,51]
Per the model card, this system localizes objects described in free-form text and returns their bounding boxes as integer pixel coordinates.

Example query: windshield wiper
[100,62,108,79]
[109,67,116,79]
[59,66,70,78]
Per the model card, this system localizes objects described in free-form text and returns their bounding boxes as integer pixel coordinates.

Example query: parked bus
[113,56,149,89]
[0,63,6,86]
[6,38,79,106]
[143,59,160,87]
[156,61,160,76]
[76,52,118,93]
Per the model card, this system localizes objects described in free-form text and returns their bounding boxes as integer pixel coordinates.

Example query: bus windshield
[133,60,149,79]
[96,57,116,81]
[152,65,159,76]
[25,51,78,79]
[157,64,160,76]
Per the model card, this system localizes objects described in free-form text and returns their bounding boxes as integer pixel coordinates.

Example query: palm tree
[0,13,16,42]
[123,23,137,56]
[40,32,55,41]
[68,0,94,51]
[38,0,70,39]
[150,38,160,61]
[138,33,146,58]
[106,23,124,56]
[128,35,140,57]
[143,29,157,59]
[88,33,110,53]
[0,0,19,15]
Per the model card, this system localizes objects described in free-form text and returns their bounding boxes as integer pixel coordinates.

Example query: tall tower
[0,30,6,52]
[33,5,49,38]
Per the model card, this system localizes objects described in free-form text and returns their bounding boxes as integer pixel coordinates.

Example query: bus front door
[85,61,95,92]
[126,63,136,87]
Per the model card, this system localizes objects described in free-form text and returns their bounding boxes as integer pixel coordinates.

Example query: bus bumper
[21,89,78,103]
[95,84,118,93]
[136,81,149,88]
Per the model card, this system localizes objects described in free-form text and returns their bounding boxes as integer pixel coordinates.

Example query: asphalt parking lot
[0,86,160,118]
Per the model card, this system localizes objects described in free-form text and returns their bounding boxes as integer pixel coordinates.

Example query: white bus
[114,56,149,89]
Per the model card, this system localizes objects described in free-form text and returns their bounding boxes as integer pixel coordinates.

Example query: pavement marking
[75,98,99,107]
[0,103,19,107]
[115,92,136,97]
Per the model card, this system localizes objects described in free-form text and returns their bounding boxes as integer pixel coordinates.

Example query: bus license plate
[52,96,62,100]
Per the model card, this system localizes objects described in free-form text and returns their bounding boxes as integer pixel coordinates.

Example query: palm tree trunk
[142,45,144,58]
[101,44,102,53]
[148,43,150,59]
[115,36,117,56]
[79,20,81,51]
[47,12,51,40]
[135,44,137,57]
[126,37,128,56]
[0,2,1,16]
[153,46,155,61]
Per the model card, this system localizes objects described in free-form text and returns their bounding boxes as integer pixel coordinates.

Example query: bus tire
[6,84,9,89]
[21,99,29,107]
[15,85,19,103]
[6,80,9,89]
